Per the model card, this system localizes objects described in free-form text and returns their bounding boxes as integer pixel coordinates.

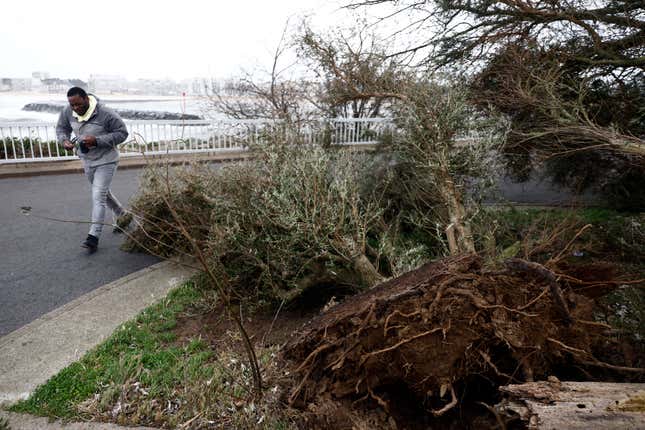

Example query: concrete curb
[0,259,198,407]
[0,410,158,430]
[0,144,378,179]
[0,151,250,179]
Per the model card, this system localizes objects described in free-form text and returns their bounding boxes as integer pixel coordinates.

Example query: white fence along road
[0,118,393,163]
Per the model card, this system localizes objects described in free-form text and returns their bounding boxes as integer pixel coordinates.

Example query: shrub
[125,145,399,305]
[0,137,68,160]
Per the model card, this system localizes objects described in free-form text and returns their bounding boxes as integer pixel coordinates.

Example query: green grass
[473,206,644,262]
[8,281,294,429]
[9,282,203,419]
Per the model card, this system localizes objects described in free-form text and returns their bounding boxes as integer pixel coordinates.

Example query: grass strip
[8,281,292,429]
[9,282,203,419]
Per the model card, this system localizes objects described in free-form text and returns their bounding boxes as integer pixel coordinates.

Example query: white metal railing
[0,118,394,163]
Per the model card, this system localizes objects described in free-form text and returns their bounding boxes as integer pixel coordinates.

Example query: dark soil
[172,304,315,351]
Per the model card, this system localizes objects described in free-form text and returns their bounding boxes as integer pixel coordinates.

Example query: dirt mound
[281,254,638,429]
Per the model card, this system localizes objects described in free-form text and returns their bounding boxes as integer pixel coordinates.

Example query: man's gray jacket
[56,96,128,167]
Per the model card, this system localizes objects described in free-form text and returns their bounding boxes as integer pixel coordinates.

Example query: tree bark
[436,161,476,254]
[353,253,384,287]
[497,381,645,429]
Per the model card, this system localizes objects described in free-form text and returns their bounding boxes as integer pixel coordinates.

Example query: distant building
[183,78,210,96]
[32,71,50,80]
[41,78,88,93]
[89,74,128,94]
[0,78,32,92]
[41,79,66,93]
[30,72,50,92]
[68,79,88,89]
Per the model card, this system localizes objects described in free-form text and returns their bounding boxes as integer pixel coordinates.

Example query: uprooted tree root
[281,254,643,429]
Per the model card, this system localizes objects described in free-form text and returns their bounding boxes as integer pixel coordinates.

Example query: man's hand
[63,140,75,150]
[82,135,97,148]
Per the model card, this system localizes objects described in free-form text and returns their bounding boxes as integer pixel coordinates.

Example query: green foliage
[121,164,220,256]
[0,137,68,160]
[600,286,645,341]
[472,207,563,253]
[469,25,645,202]
[581,210,645,263]
[472,206,645,266]
[391,78,503,185]
[377,78,505,253]
[214,146,389,296]
[125,145,404,306]
[124,80,507,299]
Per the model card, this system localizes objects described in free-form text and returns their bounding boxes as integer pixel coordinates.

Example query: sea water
[0,93,212,123]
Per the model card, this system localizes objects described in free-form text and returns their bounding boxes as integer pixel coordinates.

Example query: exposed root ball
[282,254,619,428]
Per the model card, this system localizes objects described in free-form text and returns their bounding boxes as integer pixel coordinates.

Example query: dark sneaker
[113,212,133,233]
[82,234,99,253]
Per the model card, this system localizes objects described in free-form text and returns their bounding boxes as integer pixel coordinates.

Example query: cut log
[497,380,645,429]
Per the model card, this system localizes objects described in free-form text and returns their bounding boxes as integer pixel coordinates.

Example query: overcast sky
[1,0,370,81]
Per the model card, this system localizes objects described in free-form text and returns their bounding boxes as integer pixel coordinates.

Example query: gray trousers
[83,162,124,238]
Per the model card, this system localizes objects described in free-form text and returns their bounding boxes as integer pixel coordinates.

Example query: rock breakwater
[22,103,202,120]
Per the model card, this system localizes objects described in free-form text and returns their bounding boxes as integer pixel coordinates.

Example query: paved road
[0,168,159,337]
[492,173,601,206]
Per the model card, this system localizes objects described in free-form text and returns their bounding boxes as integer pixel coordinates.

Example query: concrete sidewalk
[0,259,198,428]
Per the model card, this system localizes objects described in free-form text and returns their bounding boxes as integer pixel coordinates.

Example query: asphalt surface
[492,172,600,206]
[0,168,159,337]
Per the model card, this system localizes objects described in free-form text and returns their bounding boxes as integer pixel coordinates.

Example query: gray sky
[1,0,362,81]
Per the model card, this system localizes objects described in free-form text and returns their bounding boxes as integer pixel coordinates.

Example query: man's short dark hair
[67,87,88,98]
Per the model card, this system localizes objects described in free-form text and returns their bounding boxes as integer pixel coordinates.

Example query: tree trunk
[497,381,645,429]
[436,161,475,254]
[352,253,384,287]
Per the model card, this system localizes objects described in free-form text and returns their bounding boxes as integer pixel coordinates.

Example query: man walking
[56,87,132,253]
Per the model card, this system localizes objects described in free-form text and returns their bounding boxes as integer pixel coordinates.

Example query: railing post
[0,127,8,161]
